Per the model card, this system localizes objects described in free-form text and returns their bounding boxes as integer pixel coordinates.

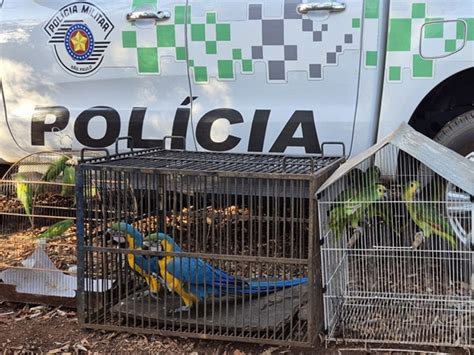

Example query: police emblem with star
[44,2,114,75]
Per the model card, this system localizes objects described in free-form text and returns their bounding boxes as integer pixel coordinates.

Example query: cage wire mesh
[318,143,473,348]
[0,151,78,235]
[0,150,102,302]
[77,148,343,346]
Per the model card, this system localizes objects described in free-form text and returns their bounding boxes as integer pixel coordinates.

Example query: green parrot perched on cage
[329,166,384,239]
[362,166,381,186]
[13,172,33,226]
[61,165,75,197]
[334,166,382,203]
[329,182,387,245]
[403,180,457,249]
[42,155,70,182]
[363,166,398,237]
[36,219,74,239]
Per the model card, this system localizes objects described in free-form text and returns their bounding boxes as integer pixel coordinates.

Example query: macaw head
[110,222,144,249]
[153,233,181,253]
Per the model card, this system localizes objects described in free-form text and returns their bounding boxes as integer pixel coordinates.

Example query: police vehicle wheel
[433,110,474,156]
[434,111,474,249]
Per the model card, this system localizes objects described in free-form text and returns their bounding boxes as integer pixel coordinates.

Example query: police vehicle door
[185,0,363,154]
[0,0,190,151]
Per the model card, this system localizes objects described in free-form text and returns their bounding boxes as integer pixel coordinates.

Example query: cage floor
[109,285,308,333]
[328,296,473,347]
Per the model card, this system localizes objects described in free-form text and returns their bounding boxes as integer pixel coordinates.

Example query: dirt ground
[1,302,467,354]
[0,302,335,354]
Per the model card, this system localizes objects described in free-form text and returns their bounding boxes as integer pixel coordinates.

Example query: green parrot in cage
[13,173,33,226]
[329,183,387,243]
[362,166,399,236]
[36,219,74,239]
[362,166,381,186]
[403,180,456,249]
[335,166,381,202]
[61,165,75,197]
[42,155,69,182]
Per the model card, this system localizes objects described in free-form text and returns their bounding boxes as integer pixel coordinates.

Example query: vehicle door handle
[126,11,171,23]
[296,2,346,15]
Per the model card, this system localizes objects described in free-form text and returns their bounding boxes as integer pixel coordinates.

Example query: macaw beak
[155,242,163,252]
[106,228,127,244]
[144,235,162,252]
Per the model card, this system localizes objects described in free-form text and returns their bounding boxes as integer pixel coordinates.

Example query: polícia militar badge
[44,2,114,75]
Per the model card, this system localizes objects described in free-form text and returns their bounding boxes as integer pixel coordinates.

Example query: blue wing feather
[165,256,247,299]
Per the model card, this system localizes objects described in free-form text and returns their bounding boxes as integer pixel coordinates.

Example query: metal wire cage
[0,151,78,235]
[318,126,473,348]
[76,146,343,347]
[0,150,104,305]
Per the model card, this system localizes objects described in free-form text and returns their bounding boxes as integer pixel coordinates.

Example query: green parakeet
[42,155,69,182]
[14,173,33,226]
[61,165,75,197]
[403,180,456,249]
[329,183,387,240]
[36,219,74,239]
[362,166,381,186]
[366,202,399,237]
[335,166,381,202]
[347,168,364,188]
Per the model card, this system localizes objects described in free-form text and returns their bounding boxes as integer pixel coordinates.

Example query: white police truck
[0,0,473,172]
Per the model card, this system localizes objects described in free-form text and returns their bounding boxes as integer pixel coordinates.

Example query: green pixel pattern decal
[122,4,258,81]
[362,0,381,69]
[122,1,362,83]
[386,2,474,82]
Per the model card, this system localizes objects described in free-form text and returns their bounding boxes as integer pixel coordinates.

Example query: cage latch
[114,136,135,155]
[321,141,346,158]
[80,148,110,163]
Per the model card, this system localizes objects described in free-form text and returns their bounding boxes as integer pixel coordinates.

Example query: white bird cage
[317,123,473,348]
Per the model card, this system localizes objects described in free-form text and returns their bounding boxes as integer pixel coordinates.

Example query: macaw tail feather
[237,277,308,294]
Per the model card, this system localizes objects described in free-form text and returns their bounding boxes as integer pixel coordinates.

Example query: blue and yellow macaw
[150,232,308,312]
[110,223,162,294]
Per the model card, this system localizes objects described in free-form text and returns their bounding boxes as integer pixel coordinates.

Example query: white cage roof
[317,123,474,196]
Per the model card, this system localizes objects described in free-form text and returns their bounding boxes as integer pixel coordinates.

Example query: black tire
[0,164,10,178]
[434,111,473,256]
[433,110,474,156]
